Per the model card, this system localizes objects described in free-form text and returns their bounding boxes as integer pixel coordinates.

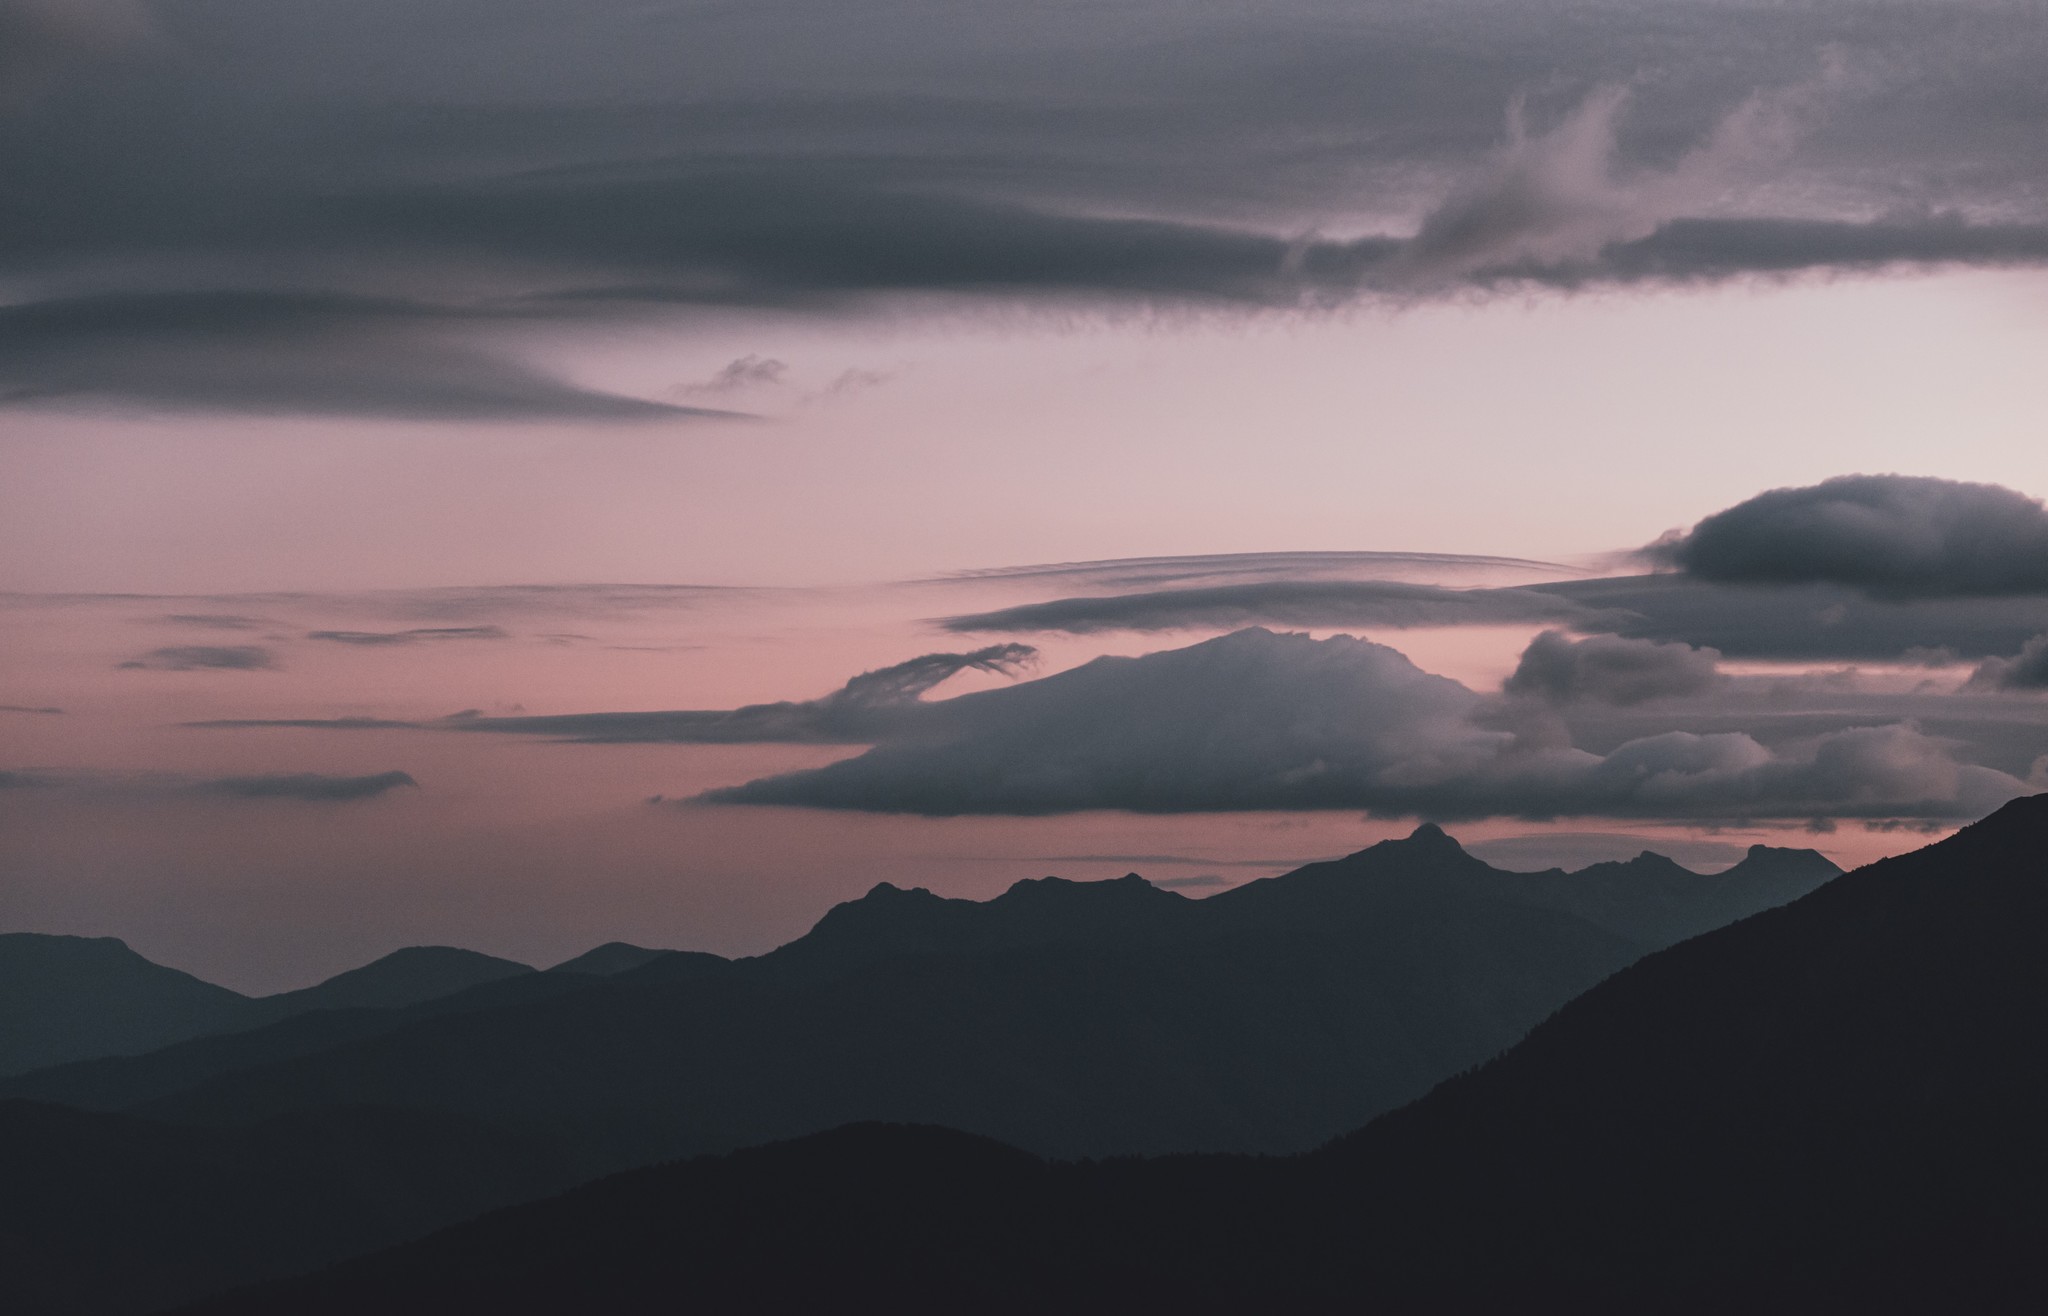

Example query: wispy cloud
[118,645,278,672]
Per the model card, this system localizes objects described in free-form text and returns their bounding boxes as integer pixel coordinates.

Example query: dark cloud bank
[6,1,2048,416]
[1647,474,2048,599]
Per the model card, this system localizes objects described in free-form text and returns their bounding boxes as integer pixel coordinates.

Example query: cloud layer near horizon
[7,0,2048,416]
[701,628,2027,822]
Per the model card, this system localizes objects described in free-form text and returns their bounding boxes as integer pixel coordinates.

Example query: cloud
[1391,69,1827,286]
[5,5,2047,414]
[0,290,750,421]
[940,580,1602,635]
[118,645,278,671]
[680,355,788,396]
[0,704,62,715]
[184,716,422,731]
[304,626,509,646]
[1646,474,2048,599]
[444,642,1037,743]
[0,766,417,802]
[1969,635,2048,693]
[936,551,1574,591]
[701,628,2024,822]
[1546,573,2048,664]
[1503,630,1720,706]
[197,770,419,801]
[157,614,269,631]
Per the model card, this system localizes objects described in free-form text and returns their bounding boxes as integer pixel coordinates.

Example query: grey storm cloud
[441,643,1037,743]
[1647,475,2048,599]
[197,770,420,801]
[701,628,2025,822]
[6,1,2048,415]
[941,580,1602,635]
[1503,630,1721,707]
[305,626,509,646]
[1970,636,2048,694]
[118,645,277,671]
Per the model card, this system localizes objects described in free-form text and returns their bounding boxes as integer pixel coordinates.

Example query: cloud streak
[442,643,1037,743]
[940,580,1601,635]
[197,770,420,802]
[118,645,278,672]
[305,626,509,647]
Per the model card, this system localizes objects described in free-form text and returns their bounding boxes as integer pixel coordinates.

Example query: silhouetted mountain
[0,1099,568,1316]
[545,942,676,976]
[0,972,602,1113]
[0,938,540,1076]
[120,826,1829,1177]
[0,935,253,1075]
[239,946,534,1024]
[182,796,2048,1315]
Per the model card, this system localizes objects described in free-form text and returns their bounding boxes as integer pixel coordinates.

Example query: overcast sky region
[5,0,2048,990]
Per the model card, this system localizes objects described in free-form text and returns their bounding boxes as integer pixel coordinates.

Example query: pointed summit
[1403,822,1466,853]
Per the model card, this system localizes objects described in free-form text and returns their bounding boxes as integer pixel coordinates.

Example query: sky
[4,0,2048,991]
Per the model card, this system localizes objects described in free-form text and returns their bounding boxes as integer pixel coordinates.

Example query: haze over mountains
[1,828,1835,1314]
[181,793,2048,1315]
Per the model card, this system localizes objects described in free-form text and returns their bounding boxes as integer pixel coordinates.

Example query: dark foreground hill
[0,938,537,1075]
[186,795,2048,1315]
[121,829,1833,1173]
[0,1100,567,1316]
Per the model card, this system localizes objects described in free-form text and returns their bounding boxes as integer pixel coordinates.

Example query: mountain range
[178,793,2048,1314]
[2,827,1839,1313]
[0,939,540,1076]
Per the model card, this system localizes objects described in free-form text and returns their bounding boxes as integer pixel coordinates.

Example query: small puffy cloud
[118,645,278,671]
[1646,474,2048,599]
[701,628,2023,822]
[680,355,788,396]
[1503,630,1720,707]
[198,770,419,801]
[1969,635,2048,693]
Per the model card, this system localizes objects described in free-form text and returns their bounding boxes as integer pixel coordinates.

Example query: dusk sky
[5,0,2048,991]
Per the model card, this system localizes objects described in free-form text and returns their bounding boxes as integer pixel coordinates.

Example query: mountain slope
[239,946,535,1023]
[0,935,254,1075]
